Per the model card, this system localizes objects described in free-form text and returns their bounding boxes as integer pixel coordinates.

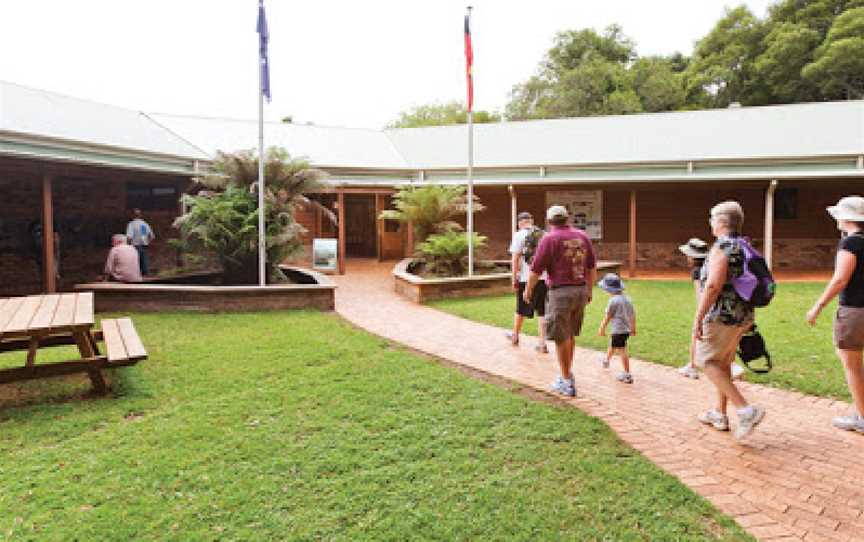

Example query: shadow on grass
[0,366,141,416]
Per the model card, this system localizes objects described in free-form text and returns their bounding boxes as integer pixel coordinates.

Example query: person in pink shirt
[103,234,143,283]
[524,205,597,397]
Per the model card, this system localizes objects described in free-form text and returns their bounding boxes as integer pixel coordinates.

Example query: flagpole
[257,2,266,287]
[466,6,474,278]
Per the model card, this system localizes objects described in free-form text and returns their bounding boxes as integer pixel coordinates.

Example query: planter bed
[75,266,335,313]
[393,259,623,304]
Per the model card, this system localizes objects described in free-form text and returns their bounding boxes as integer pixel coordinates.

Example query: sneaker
[505,331,519,346]
[551,376,576,397]
[616,372,634,384]
[735,406,766,441]
[731,363,745,380]
[534,343,549,354]
[600,355,610,369]
[698,409,730,431]
[678,365,699,379]
[832,413,864,433]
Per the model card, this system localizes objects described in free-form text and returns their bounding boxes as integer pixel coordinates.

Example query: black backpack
[737,324,772,373]
[522,226,545,265]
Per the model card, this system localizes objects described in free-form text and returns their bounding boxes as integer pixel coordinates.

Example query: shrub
[379,185,485,245]
[418,229,487,276]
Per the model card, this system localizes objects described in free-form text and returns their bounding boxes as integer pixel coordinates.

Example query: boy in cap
[597,273,637,383]
[506,211,548,352]
[525,205,597,397]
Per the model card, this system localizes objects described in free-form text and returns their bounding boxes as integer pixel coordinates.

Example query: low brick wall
[393,259,623,304]
[393,259,512,304]
[75,267,335,313]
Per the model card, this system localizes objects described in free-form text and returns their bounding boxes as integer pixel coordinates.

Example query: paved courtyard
[335,260,864,542]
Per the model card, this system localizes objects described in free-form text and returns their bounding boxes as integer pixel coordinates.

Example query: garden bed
[393,258,623,304]
[74,266,335,313]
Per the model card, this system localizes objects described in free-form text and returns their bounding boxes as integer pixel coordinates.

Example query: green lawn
[0,311,750,541]
[431,280,846,400]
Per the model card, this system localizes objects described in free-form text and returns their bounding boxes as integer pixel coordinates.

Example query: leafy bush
[418,230,487,277]
[173,148,330,284]
[379,185,485,245]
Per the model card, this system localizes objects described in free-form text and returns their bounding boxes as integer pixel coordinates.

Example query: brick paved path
[334,260,864,541]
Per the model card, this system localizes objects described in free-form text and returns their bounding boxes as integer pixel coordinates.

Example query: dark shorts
[611,334,629,348]
[516,281,547,318]
[544,285,588,342]
[834,306,864,350]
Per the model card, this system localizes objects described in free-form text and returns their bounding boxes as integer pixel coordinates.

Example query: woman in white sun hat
[807,196,864,434]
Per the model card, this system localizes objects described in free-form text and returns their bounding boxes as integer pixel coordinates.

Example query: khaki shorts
[544,285,587,342]
[834,306,864,351]
[694,320,752,369]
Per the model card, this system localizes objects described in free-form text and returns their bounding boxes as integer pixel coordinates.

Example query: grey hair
[710,201,744,232]
[112,234,127,244]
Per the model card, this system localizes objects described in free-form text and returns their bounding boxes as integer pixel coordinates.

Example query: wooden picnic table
[0,293,147,394]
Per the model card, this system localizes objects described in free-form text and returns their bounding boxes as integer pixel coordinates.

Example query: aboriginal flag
[464,14,473,112]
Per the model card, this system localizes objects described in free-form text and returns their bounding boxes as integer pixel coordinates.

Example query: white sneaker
[616,372,634,384]
[678,365,699,379]
[735,406,766,441]
[698,409,730,431]
[832,413,864,433]
[731,363,745,380]
[551,376,576,397]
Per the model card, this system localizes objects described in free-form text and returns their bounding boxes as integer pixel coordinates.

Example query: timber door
[376,194,404,260]
[344,195,377,258]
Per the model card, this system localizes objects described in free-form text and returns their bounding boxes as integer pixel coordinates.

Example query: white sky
[1,0,775,129]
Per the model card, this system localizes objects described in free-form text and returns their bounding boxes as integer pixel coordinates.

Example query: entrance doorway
[344,195,377,258]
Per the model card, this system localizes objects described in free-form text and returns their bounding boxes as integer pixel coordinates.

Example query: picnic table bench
[0,293,147,394]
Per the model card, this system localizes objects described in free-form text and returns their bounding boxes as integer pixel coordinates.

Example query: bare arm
[693,247,727,340]
[511,252,521,290]
[524,271,540,304]
[598,312,610,336]
[585,266,596,304]
[806,250,856,326]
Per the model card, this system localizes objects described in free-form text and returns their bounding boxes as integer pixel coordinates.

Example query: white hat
[827,196,864,222]
[546,205,569,220]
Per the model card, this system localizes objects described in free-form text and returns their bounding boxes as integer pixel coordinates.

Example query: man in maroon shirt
[525,205,597,397]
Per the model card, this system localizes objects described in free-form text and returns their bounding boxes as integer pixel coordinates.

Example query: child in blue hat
[597,273,637,383]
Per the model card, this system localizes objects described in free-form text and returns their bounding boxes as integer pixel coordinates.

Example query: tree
[752,22,822,102]
[387,101,500,128]
[685,6,766,107]
[173,148,331,284]
[631,57,687,112]
[506,25,690,120]
[803,7,864,98]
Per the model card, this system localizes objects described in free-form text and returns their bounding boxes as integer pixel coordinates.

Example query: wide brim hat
[827,196,864,222]
[597,273,624,293]
[678,237,709,259]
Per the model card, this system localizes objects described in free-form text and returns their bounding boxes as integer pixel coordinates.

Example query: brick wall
[469,181,858,269]
[0,175,185,296]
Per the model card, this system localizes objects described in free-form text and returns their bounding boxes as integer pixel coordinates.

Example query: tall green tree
[803,6,864,98]
[387,101,500,128]
[685,6,767,107]
[506,25,658,120]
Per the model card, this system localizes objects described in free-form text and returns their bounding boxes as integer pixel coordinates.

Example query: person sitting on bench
[103,234,142,283]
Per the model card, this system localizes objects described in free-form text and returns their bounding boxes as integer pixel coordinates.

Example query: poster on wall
[545,190,603,239]
[312,238,338,272]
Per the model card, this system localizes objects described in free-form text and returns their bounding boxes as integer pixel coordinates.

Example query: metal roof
[384,101,864,169]
[150,114,407,169]
[2,80,863,179]
[0,81,210,162]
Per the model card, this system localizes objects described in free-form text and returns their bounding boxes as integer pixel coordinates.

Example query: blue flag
[257,0,271,102]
